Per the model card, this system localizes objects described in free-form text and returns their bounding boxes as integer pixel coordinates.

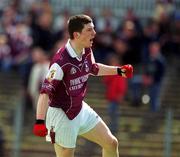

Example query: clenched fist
[33,120,47,137]
[117,64,133,78]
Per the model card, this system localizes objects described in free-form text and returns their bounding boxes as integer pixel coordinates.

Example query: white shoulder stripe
[46,63,64,80]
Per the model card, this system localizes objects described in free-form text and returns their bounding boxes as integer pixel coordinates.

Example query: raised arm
[90,50,133,78]
[97,63,133,78]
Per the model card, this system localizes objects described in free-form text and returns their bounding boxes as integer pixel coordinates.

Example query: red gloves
[117,64,133,78]
[33,120,48,137]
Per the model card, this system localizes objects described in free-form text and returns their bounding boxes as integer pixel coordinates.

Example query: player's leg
[46,107,79,157]
[81,120,119,157]
[54,144,75,157]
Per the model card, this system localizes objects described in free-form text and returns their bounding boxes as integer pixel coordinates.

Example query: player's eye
[87,27,94,31]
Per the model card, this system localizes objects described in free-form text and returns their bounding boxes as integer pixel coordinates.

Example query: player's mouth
[90,38,94,44]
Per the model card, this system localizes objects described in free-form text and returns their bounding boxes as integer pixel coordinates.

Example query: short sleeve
[90,51,99,75]
[45,63,64,81]
[40,63,64,96]
[90,63,99,75]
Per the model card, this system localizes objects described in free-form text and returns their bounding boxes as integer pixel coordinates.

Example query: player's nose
[92,29,96,35]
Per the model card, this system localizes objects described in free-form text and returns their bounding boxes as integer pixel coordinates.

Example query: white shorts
[45,101,101,148]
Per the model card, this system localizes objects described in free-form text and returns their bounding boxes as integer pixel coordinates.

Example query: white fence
[1,0,180,18]
[49,0,180,17]
[50,0,155,17]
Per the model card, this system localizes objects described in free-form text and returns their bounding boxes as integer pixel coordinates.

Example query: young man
[33,14,133,157]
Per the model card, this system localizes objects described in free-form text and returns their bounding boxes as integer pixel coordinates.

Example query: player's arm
[97,63,133,78]
[33,63,64,137]
[36,93,49,120]
[33,93,49,137]
[90,50,133,78]
[97,63,118,76]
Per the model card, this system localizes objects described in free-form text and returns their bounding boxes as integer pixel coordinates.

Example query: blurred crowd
[0,0,179,113]
[0,0,179,151]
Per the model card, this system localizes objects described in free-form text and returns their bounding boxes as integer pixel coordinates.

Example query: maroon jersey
[40,40,99,120]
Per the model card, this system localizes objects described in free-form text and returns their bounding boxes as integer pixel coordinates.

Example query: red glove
[33,120,48,137]
[117,64,133,78]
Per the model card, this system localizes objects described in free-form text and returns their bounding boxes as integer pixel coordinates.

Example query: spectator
[31,12,54,52]
[142,19,160,64]
[7,22,32,88]
[96,9,118,33]
[117,20,143,66]
[103,53,128,134]
[94,9,117,63]
[123,8,142,34]
[143,41,166,112]
[28,47,50,111]
[0,33,11,71]
[112,34,128,63]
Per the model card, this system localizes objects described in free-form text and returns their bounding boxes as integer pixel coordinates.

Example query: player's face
[78,22,96,48]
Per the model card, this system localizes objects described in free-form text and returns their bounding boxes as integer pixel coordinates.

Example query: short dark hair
[67,14,92,39]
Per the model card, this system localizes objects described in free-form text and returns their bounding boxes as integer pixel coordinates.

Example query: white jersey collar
[65,39,85,61]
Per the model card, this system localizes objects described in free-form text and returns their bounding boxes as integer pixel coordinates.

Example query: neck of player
[70,40,83,57]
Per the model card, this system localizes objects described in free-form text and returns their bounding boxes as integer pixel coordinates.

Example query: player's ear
[74,32,80,39]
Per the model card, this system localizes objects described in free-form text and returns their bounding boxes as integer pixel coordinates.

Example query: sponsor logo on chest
[70,67,77,75]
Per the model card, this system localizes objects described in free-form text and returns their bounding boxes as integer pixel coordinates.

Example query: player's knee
[54,144,74,157]
[105,136,119,151]
[111,137,119,150]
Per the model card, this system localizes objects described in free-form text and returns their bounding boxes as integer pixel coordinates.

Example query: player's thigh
[54,143,75,157]
[80,120,118,148]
